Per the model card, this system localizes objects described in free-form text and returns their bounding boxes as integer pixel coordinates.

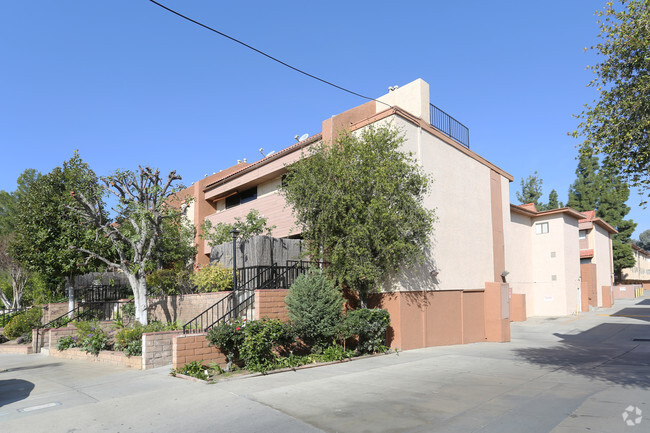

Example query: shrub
[284,269,344,349]
[344,308,390,354]
[115,321,182,357]
[239,318,293,373]
[74,320,108,355]
[3,307,42,340]
[174,360,209,381]
[146,267,192,296]
[206,318,246,371]
[56,335,78,351]
[190,264,233,293]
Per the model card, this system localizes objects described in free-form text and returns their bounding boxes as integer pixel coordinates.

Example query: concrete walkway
[1,298,650,432]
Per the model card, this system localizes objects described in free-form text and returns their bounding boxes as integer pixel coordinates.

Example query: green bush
[190,264,233,293]
[146,267,192,296]
[206,318,246,371]
[344,308,390,354]
[239,318,293,373]
[74,320,108,355]
[3,307,42,340]
[174,360,209,381]
[56,335,78,351]
[284,269,344,349]
[114,321,182,356]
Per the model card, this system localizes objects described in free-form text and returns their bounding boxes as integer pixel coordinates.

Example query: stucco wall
[506,212,535,315]
[593,224,614,305]
[374,114,497,291]
[507,212,580,317]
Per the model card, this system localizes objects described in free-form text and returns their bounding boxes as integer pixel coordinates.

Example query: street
[1,297,649,432]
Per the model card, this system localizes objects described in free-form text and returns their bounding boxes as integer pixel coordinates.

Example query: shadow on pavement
[1,363,63,373]
[0,379,34,407]
[514,323,650,389]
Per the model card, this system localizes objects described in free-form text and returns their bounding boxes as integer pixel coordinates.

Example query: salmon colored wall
[254,289,289,321]
[369,289,487,350]
[509,293,527,322]
[600,286,613,308]
[580,263,598,310]
[172,333,227,370]
[484,282,510,342]
[462,290,486,343]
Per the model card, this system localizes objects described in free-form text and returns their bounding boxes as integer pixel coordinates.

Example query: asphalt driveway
[1,297,650,432]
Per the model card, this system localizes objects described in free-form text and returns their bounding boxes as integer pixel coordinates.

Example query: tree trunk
[127,273,149,325]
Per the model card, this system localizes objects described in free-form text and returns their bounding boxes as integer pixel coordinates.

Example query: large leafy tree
[572,0,650,198]
[0,169,41,308]
[281,125,435,307]
[11,155,108,298]
[70,166,187,324]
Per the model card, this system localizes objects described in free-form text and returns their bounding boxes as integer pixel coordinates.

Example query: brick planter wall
[172,333,226,370]
[142,330,182,369]
[148,292,231,324]
[255,289,289,321]
[50,347,142,369]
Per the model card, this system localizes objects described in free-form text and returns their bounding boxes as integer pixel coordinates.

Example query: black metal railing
[0,307,28,327]
[73,285,131,303]
[34,299,133,352]
[430,103,470,148]
[182,293,234,334]
[182,261,318,334]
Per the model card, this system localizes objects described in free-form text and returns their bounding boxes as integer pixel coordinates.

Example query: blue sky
[1,1,647,237]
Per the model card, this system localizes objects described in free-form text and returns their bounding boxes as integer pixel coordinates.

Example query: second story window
[225,187,257,209]
[535,222,549,235]
[579,230,587,240]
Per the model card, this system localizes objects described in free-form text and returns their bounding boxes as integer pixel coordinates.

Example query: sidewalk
[1,297,649,432]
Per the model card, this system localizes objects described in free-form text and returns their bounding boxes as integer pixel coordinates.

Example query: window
[535,222,549,235]
[578,230,587,240]
[225,187,257,209]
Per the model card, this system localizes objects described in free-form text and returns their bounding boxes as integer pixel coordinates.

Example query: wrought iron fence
[430,103,470,148]
[182,261,315,334]
[73,285,131,303]
[0,308,28,328]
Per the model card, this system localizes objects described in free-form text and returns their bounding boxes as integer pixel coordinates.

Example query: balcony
[430,103,470,148]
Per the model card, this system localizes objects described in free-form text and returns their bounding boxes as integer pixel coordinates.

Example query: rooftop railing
[430,103,470,148]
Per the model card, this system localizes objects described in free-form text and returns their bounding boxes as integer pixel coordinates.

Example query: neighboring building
[577,210,617,308]
[621,244,650,283]
[506,205,616,317]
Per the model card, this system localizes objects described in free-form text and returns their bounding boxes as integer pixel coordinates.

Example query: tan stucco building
[506,205,615,317]
[621,244,650,283]
[178,78,616,349]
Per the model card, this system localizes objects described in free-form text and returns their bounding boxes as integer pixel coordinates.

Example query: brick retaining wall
[142,330,182,369]
[49,347,142,369]
[172,333,227,370]
[255,289,289,320]
[148,292,231,324]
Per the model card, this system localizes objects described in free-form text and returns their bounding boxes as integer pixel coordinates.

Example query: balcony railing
[430,103,470,148]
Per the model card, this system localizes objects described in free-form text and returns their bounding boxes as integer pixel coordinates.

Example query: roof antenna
[259,148,266,157]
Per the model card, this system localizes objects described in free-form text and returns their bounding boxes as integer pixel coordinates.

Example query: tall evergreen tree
[598,169,637,274]
[637,229,650,251]
[568,153,636,276]
[516,172,543,208]
[546,189,562,210]
[568,152,601,211]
